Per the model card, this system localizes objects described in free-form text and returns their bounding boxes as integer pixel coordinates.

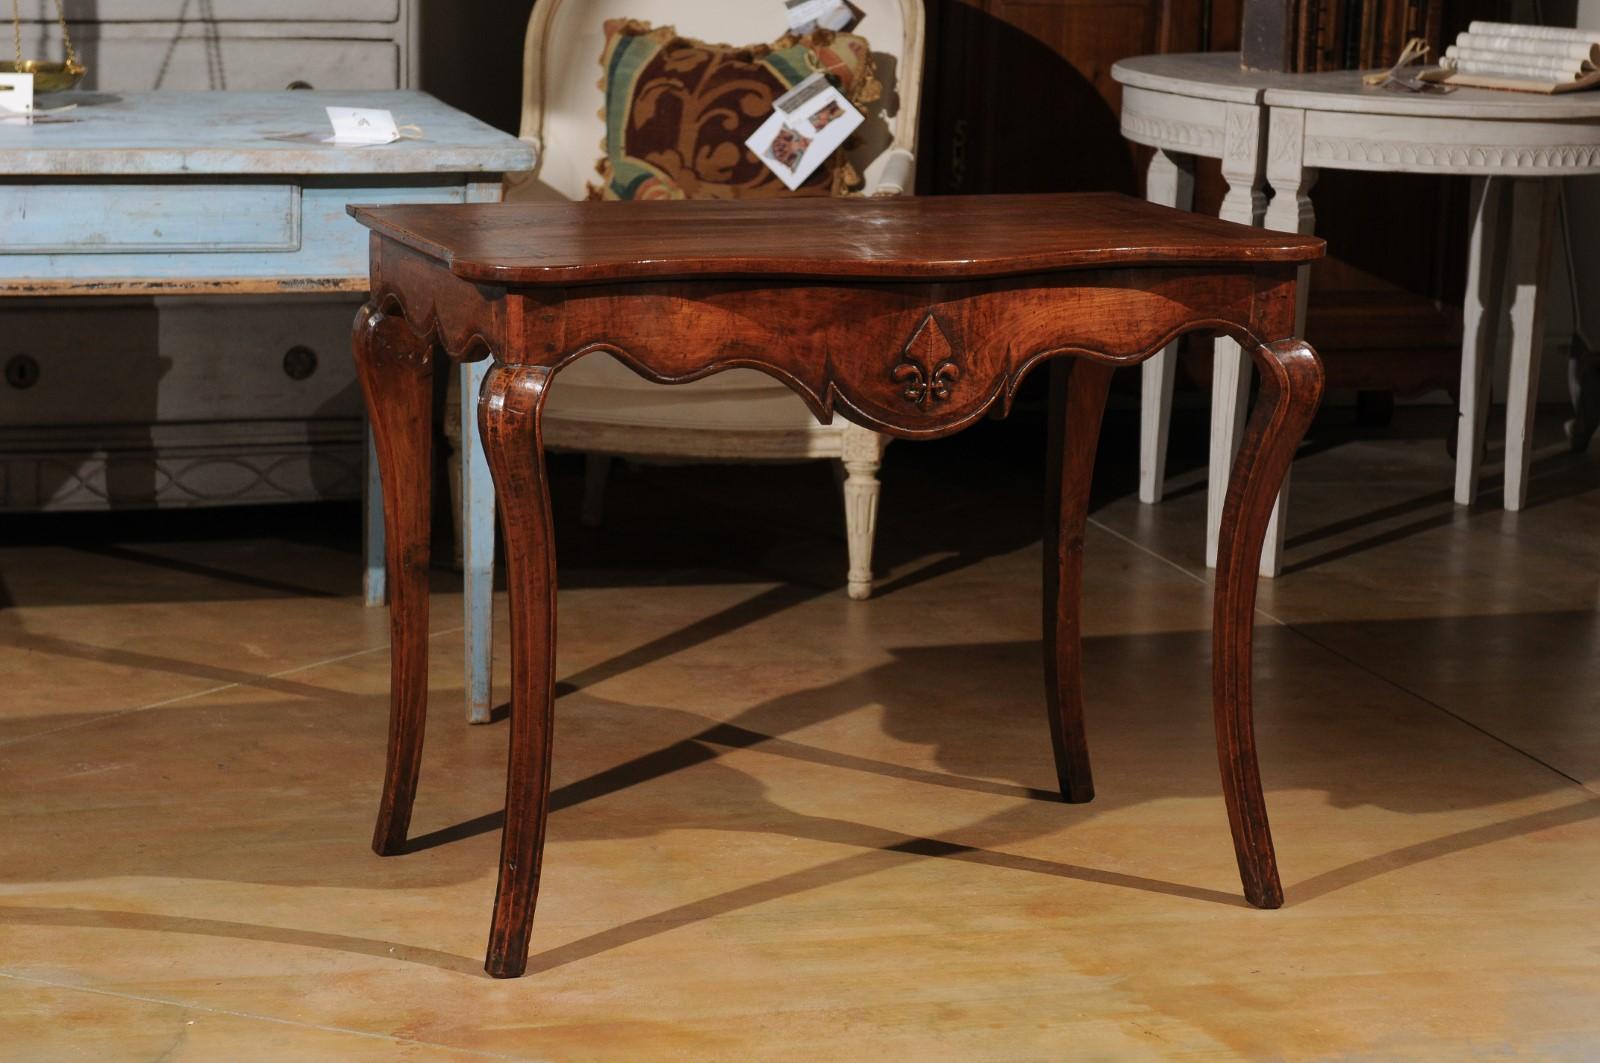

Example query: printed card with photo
[744,72,865,191]
[784,0,854,34]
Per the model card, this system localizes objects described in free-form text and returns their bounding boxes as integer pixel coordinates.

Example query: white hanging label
[0,73,35,116]
[325,106,401,145]
[745,72,864,191]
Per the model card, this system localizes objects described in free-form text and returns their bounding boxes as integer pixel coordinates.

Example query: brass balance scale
[2,0,86,93]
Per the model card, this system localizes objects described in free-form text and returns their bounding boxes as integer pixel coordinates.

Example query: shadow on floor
[6,602,1599,976]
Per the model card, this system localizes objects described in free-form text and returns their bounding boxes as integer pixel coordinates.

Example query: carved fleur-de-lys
[892,314,961,408]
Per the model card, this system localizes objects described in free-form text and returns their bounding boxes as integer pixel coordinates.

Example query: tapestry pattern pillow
[589,19,879,201]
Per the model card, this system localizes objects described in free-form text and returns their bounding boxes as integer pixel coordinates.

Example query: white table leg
[1502,179,1558,511]
[1140,148,1196,504]
[362,421,386,607]
[461,357,497,724]
[1254,107,1316,578]
[1206,103,1268,570]
[1455,177,1510,506]
[462,179,503,724]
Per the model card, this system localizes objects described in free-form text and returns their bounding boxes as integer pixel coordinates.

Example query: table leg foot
[479,363,558,980]
[352,304,437,858]
[1043,359,1114,805]
[1213,338,1322,909]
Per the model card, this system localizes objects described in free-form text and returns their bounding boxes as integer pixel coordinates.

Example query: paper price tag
[745,72,864,191]
[325,106,401,145]
[0,73,35,116]
[785,0,854,34]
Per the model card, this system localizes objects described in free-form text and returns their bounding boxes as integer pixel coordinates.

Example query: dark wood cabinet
[919,0,1160,197]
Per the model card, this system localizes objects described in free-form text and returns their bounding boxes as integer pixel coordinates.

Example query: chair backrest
[517,0,924,202]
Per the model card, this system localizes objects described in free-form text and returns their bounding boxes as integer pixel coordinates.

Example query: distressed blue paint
[459,177,501,725]
[2,181,302,253]
[0,179,473,283]
[364,425,387,608]
[0,91,533,176]
[0,90,533,722]
[461,358,496,724]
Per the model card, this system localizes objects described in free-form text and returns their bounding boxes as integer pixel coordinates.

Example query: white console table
[1113,52,1600,573]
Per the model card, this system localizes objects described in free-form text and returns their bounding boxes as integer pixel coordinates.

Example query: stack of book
[1242,0,1444,73]
[1428,21,1600,93]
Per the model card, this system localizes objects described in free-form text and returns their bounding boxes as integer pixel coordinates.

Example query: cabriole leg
[1212,338,1323,908]
[1043,358,1115,804]
[352,304,436,857]
[479,363,558,979]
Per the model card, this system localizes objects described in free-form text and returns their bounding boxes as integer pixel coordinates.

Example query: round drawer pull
[5,354,40,390]
[286,80,315,91]
[283,345,319,381]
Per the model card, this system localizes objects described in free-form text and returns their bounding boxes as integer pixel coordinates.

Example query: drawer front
[0,182,300,254]
[24,1,400,21]
[0,298,365,427]
[0,179,469,287]
[69,38,401,91]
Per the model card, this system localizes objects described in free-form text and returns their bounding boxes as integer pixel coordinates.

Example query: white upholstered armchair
[507,0,925,600]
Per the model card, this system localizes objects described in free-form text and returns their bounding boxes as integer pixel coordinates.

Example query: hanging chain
[9,0,78,66]
[55,0,77,66]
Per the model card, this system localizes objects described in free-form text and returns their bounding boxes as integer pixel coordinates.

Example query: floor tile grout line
[1281,623,1595,793]
[1086,516,1290,626]
[0,625,466,750]
[1088,514,1593,791]
[1085,516,1208,588]
[0,970,539,1062]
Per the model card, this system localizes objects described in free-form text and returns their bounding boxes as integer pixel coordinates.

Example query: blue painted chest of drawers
[0,90,532,511]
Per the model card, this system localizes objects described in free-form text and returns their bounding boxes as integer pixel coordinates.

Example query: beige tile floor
[2,403,1598,1061]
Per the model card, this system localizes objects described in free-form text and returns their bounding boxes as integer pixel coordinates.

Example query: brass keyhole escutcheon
[5,354,39,390]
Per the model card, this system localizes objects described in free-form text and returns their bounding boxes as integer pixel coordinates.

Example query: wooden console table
[350,193,1325,978]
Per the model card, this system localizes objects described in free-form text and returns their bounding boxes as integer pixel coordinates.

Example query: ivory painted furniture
[2,2,421,517]
[0,90,532,628]
[1256,70,1600,512]
[1115,53,1600,560]
[349,192,1325,978]
[504,0,924,602]
[1112,53,1308,576]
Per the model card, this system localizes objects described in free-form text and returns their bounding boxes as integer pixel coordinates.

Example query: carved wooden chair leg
[840,423,885,601]
[1043,358,1115,804]
[1212,338,1323,908]
[351,304,437,857]
[478,363,559,979]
